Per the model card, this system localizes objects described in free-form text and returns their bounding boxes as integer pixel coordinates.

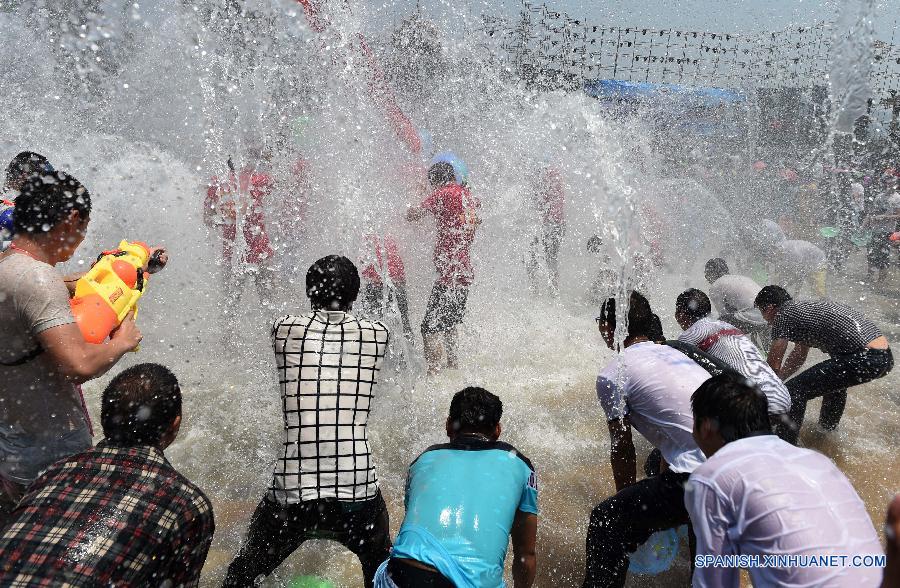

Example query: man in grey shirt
[687,374,883,588]
[0,171,161,519]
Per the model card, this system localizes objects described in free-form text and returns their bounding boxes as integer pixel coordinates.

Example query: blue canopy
[584,79,745,108]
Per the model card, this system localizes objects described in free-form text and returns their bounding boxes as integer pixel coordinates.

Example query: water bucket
[288,575,336,588]
[628,525,686,575]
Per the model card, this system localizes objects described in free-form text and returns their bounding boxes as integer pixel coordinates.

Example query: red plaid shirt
[0,442,214,587]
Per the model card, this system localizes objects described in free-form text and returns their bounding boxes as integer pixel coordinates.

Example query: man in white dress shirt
[686,374,883,588]
[584,291,710,588]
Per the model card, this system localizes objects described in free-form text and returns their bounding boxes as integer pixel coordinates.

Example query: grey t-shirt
[0,253,91,484]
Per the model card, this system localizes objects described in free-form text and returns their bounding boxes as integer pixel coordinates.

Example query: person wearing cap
[1,152,53,251]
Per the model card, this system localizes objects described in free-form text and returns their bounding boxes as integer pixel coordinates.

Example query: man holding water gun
[0,170,168,522]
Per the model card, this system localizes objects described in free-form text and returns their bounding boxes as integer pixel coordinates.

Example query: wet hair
[754,285,792,310]
[598,291,653,339]
[586,235,603,254]
[448,386,503,435]
[648,313,665,343]
[691,373,772,443]
[676,288,712,322]
[101,363,182,446]
[704,258,729,282]
[5,151,51,188]
[306,255,360,311]
[427,162,455,188]
[13,170,91,234]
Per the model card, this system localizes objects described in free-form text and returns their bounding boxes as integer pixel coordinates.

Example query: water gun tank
[70,240,151,344]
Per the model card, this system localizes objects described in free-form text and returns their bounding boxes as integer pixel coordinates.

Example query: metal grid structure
[477,1,900,123]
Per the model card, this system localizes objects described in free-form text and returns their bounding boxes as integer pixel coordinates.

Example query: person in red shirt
[203,153,276,323]
[525,164,565,296]
[360,233,414,344]
[407,162,481,374]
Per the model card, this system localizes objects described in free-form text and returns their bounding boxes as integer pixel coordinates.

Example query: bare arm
[766,338,789,374]
[608,417,636,492]
[511,511,537,588]
[62,272,86,296]
[35,312,142,384]
[779,343,810,379]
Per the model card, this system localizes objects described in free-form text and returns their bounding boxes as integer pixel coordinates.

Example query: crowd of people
[0,148,897,588]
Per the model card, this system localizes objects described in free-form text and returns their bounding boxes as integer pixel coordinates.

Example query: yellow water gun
[70,240,152,345]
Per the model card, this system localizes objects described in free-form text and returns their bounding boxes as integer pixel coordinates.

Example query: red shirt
[361,234,406,284]
[420,183,480,286]
[204,170,274,265]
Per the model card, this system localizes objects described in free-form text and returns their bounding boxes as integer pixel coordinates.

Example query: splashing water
[1,1,898,586]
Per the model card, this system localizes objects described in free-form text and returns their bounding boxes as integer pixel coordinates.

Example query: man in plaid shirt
[224,255,391,588]
[0,363,214,587]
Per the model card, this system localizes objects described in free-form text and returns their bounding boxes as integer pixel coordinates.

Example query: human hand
[110,310,143,350]
[148,247,168,274]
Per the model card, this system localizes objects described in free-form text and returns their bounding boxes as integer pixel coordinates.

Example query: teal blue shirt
[391,435,538,588]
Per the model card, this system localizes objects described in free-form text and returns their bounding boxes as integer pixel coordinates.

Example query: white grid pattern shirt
[268,311,389,504]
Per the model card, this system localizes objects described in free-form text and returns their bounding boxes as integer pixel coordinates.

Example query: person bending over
[224,255,391,588]
[584,291,710,588]
[377,387,537,588]
[704,257,770,350]
[755,285,892,444]
[675,288,792,438]
[0,363,214,586]
[687,374,883,587]
[0,172,167,521]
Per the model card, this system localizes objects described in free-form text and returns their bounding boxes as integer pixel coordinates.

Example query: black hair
[448,386,503,435]
[598,290,653,339]
[101,363,182,446]
[691,373,772,443]
[754,285,792,309]
[6,151,51,188]
[704,258,729,282]
[13,170,91,234]
[648,313,665,343]
[586,235,603,254]
[306,255,360,311]
[676,288,712,322]
[427,162,455,188]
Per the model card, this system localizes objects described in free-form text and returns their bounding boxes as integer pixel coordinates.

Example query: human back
[597,341,709,473]
[396,437,537,586]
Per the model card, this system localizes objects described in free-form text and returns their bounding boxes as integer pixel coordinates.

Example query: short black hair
[6,151,51,188]
[754,285,792,309]
[448,386,503,435]
[306,255,360,310]
[598,290,653,339]
[427,162,455,188]
[101,364,182,446]
[586,235,603,254]
[704,258,729,282]
[691,373,772,443]
[13,170,91,234]
[676,288,712,322]
[648,313,665,343]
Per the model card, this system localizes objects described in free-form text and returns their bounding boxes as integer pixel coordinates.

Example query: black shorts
[421,282,469,334]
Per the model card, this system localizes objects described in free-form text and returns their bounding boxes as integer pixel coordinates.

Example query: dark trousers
[223,492,391,588]
[785,348,893,444]
[387,558,454,588]
[583,470,692,588]
[362,282,414,343]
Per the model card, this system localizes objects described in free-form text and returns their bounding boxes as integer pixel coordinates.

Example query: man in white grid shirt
[225,255,391,588]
